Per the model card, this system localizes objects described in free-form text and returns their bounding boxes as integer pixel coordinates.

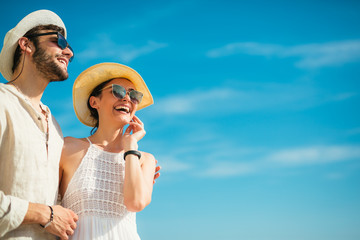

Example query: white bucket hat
[73,63,154,127]
[0,9,66,81]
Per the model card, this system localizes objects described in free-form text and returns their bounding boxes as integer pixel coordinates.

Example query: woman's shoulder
[64,136,90,145]
[61,137,90,166]
[63,137,90,154]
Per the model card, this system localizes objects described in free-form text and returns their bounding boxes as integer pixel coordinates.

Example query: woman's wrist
[124,150,141,160]
[124,143,138,152]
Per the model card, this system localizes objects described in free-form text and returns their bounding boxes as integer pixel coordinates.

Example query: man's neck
[10,74,49,111]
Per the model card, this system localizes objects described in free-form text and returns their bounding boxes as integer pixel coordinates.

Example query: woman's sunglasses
[100,84,143,105]
[27,32,74,62]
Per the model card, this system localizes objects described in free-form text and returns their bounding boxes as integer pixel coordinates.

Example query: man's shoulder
[0,83,19,103]
[0,83,10,96]
[0,84,13,125]
[0,84,14,108]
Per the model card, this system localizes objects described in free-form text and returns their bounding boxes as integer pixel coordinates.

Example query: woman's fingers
[123,116,146,143]
[128,119,144,133]
[132,115,144,126]
[125,125,133,134]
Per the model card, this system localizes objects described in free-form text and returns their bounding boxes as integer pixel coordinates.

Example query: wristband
[124,150,141,160]
[40,205,54,228]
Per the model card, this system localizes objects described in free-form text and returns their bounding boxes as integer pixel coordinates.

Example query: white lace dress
[62,138,140,240]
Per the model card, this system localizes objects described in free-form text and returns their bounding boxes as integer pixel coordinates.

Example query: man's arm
[25,203,78,240]
[0,191,28,237]
[0,191,78,240]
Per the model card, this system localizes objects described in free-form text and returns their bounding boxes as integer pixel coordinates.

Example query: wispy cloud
[150,82,355,116]
[152,88,240,115]
[197,144,360,178]
[267,145,360,166]
[157,155,193,172]
[155,142,360,178]
[199,161,255,177]
[207,40,360,68]
[77,34,168,63]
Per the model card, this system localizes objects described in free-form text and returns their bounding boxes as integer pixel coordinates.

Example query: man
[0,10,78,240]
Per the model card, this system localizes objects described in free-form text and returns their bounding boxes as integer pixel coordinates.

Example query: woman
[59,63,157,240]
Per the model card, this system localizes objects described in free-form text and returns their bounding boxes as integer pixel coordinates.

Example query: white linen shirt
[0,83,63,239]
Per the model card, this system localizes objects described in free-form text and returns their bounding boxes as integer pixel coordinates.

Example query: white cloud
[199,162,255,177]
[152,88,240,114]
[163,144,360,178]
[207,40,360,68]
[267,145,360,166]
[207,42,282,58]
[150,82,354,116]
[139,129,360,178]
[158,155,193,172]
[77,34,168,63]
[118,41,168,63]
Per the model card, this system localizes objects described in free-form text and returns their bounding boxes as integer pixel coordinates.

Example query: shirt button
[38,116,41,120]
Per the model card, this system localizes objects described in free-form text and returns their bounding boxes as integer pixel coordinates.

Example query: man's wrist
[40,205,53,228]
[23,202,51,225]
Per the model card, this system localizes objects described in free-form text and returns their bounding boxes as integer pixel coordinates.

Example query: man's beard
[32,46,69,82]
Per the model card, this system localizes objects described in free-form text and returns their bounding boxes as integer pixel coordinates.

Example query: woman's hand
[122,115,146,151]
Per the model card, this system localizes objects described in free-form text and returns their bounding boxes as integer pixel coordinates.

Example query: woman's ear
[18,37,32,53]
[89,96,100,109]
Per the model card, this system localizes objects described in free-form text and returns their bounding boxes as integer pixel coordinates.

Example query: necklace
[39,104,50,147]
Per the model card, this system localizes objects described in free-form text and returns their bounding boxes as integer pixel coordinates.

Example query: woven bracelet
[40,205,54,228]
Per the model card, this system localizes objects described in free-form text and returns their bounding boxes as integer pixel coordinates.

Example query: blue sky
[1,1,360,239]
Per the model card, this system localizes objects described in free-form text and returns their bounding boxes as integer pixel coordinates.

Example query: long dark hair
[87,79,112,134]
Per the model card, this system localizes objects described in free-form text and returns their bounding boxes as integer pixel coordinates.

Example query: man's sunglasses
[27,32,74,62]
[100,84,143,105]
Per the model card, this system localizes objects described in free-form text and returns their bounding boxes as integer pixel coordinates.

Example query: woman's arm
[122,115,156,212]
[123,152,156,212]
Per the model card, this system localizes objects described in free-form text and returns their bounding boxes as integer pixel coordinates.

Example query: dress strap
[85,137,92,145]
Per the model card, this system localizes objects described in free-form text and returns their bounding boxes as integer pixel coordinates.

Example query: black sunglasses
[101,84,143,105]
[27,32,74,62]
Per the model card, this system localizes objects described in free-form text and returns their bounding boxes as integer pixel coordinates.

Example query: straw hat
[73,62,154,127]
[0,9,66,81]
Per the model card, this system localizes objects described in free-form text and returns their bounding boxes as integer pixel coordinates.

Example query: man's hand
[45,205,78,240]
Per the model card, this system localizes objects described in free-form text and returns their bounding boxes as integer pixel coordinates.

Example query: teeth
[59,59,66,65]
[115,106,130,113]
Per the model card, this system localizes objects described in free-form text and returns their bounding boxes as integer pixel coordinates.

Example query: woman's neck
[89,126,125,152]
